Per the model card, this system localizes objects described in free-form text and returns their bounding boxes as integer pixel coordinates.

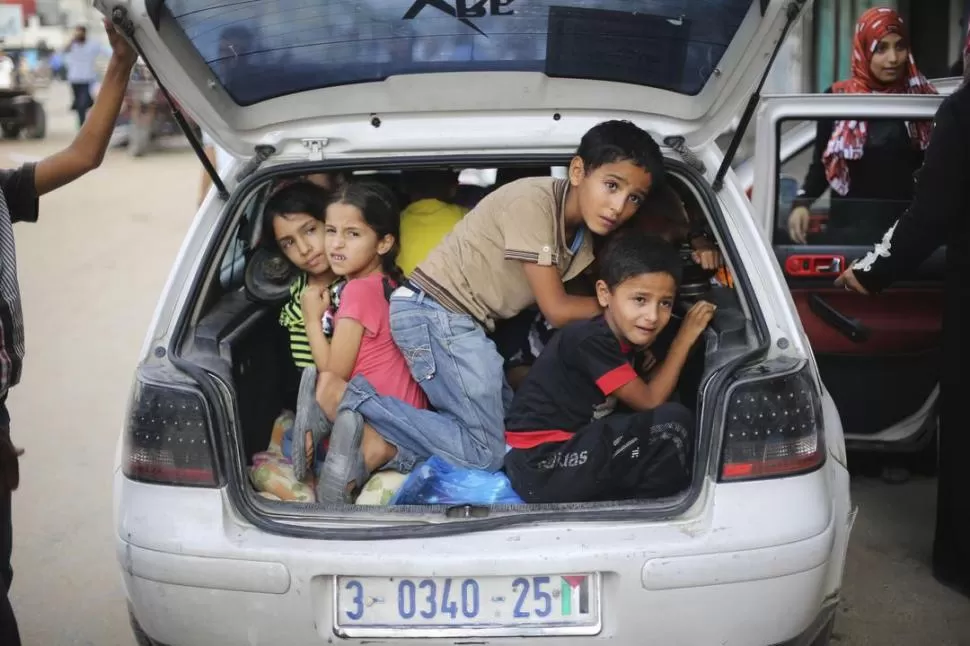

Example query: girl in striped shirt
[263,181,344,370]
[263,181,345,477]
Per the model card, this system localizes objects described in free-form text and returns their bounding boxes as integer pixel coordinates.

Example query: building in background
[725,0,967,163]
[786,0,968,94]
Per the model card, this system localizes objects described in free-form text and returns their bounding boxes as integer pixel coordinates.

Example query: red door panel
[791,288,942,355]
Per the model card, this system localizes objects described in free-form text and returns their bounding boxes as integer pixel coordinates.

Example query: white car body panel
[117,464,852,645]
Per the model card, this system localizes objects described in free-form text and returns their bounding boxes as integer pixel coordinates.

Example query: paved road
[0,82,967,646]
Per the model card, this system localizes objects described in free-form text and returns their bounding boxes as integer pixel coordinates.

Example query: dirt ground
[0,82,966,646]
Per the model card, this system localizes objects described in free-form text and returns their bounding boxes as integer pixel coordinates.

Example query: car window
[164,0,752,105]
[218,183,271,290]
[774,117,935,247]
[459,167,568,188]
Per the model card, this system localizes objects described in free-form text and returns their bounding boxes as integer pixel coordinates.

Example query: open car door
[750,93,945,450]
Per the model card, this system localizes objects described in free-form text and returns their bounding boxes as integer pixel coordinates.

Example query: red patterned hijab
[823,7,936,195]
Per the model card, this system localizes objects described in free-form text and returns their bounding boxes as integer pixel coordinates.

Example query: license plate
[334,573,601,637]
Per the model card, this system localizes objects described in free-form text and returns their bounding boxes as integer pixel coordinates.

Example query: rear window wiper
[110,6,229,201]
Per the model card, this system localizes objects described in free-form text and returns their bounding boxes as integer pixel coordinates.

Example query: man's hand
[104,17,137,67]
[33,19,136,196]
[691,249,723,271]
[689,236,724,270]
[835,268,870,295]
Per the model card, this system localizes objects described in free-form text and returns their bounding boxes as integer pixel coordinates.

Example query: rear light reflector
[720,365,824,481]
[123,379,218,487]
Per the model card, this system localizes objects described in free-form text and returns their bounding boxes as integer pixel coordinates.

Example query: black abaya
[853,82,970,596]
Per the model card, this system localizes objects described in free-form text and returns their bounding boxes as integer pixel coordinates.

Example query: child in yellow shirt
[397,170,468,275]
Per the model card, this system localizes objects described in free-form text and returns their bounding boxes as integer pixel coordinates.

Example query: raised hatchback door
[95,0,810,158]
[751,93,945,448]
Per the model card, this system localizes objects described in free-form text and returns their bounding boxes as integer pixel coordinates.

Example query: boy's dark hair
[261,180,329,252]
[402,169,459,202]
[329,181,406,285]
[600,230,683,290]
[577,120,665,182]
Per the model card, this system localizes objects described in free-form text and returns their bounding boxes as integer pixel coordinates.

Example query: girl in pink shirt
[296,181,428,500]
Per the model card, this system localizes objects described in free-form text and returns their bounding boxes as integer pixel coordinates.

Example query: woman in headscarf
[836,24,970,601]
[787,7,937,244]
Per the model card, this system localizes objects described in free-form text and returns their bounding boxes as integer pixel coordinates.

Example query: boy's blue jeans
[339,286,512,473]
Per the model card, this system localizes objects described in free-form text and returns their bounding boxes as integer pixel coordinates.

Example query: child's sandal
[291,366,332,481]
[317,409,369,504]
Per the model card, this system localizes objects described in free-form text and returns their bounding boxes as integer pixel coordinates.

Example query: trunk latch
[446,504,490,519]
[302,138,329,162]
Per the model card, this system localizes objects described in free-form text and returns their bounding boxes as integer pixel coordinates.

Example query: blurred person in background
[64,25,111,127]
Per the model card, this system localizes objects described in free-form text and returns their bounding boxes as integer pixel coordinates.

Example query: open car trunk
[170,156,766,535]
[104,0,807,157]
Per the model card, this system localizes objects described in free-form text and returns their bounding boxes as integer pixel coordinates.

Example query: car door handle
[807,294,871,343]
[785,254,844,277]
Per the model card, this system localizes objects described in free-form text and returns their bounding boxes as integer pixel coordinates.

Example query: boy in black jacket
[504,232,715,503]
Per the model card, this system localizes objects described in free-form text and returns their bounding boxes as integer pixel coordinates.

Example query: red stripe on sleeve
[505,430,575,449]
[595,363,637,395]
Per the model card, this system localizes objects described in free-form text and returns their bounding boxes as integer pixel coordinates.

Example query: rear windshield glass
[165,0,752,106]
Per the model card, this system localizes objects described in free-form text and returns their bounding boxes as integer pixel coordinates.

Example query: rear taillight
[123,379,218,487]
[719,365,824,481]
[745,186,753,200]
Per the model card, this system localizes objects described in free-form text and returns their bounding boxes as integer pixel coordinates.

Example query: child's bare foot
[362,424,397,472]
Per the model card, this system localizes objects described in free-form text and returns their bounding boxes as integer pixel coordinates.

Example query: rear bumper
[122,558,835,646]
[116,465,852,646]
[136,606,836,646]
[774,601,837,646]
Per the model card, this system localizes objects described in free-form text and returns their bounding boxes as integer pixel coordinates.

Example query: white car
[105,0,854,645]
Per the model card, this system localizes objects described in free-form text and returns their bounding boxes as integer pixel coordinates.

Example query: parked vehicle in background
[110,58,199,156]
[0,48,46,139]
